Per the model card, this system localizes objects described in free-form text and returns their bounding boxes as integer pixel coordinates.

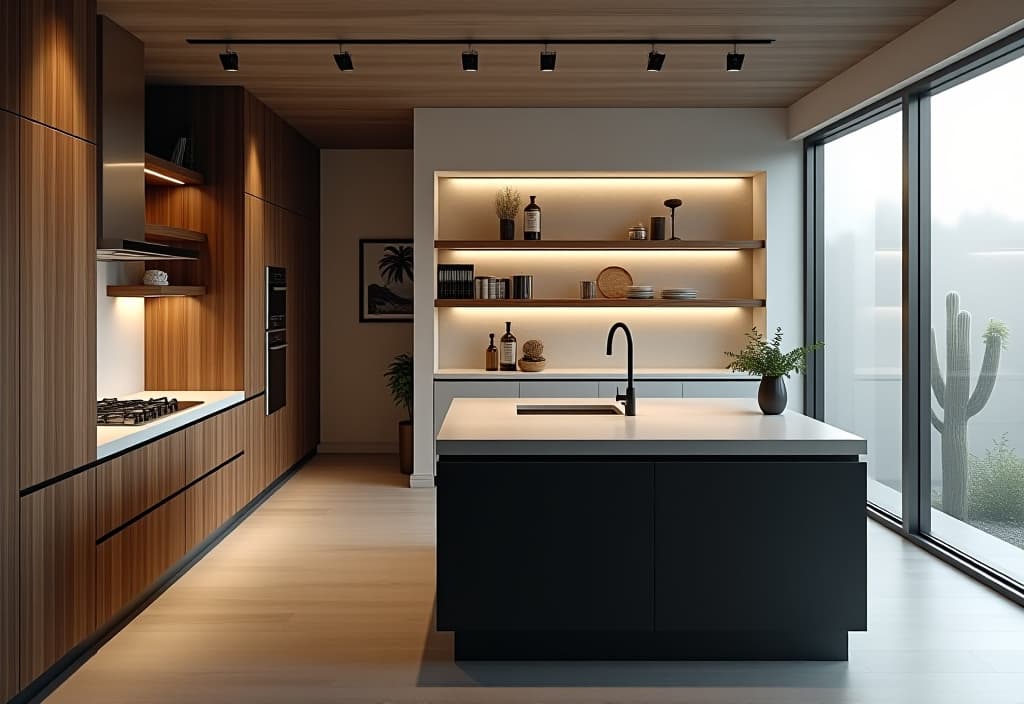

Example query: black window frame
[804,27,1024,605]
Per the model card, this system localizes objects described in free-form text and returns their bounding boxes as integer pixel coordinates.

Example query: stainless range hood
[97,17,198,262]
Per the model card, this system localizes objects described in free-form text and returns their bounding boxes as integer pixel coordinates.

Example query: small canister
[628,223,648,240]
[580,280,597,299]
[650,216,667,240]
[512,274,533,299]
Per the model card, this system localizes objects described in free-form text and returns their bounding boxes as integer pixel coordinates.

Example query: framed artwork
[359,238,414,322]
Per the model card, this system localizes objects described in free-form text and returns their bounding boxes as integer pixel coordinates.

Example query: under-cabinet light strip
[144,167,186,185]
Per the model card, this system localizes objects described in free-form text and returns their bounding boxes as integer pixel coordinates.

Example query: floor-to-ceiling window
[807,32,1024,597]
[822,112,904,517]
[926,53,1024,583]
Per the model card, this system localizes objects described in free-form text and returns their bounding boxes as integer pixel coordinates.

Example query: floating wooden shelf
[107,285,207,298]
[144,224,207,243]
[435,298,765,308]
[144,153,204,186]
[434,239,764,251]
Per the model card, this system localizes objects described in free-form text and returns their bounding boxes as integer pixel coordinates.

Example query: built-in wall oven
[266,266,287,415]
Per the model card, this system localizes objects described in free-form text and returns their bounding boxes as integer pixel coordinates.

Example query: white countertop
[435,368,757,381]
[436,397,866,456]
[97,390,246,460]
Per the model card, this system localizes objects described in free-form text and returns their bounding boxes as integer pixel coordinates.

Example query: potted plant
[724,327,822,415]
[495,186,522,240]
[384,353,414,474]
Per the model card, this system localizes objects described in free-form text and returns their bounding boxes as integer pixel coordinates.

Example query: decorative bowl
[142,269,170,286]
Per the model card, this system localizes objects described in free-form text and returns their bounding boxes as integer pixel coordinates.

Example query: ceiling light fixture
[462,45,479,71]
[334,44,354,71]
[540,44,556,72]
[219,45,239,72]
[726,44,744,72]
[647,45,666,72]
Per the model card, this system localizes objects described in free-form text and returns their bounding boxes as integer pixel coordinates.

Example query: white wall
[320,150,414,453]
[96,262,145,397]
[788,0,1024,139]
[412,108,804,487]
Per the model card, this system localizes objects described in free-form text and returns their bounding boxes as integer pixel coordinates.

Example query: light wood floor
[46,454,1024,704]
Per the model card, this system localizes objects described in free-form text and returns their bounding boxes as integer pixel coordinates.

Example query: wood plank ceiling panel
[96,0,954,147]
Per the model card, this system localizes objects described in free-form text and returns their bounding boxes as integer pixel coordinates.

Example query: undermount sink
[516,404,624,416]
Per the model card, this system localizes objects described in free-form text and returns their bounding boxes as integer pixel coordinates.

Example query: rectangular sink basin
[516,404,624,416]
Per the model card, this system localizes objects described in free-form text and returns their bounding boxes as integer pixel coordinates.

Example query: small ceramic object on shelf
[627,223,648,240]
[518,339,547,372]
[142,269,169,286]
[650,216,666,240]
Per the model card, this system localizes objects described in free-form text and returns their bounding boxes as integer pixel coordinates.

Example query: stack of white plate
[626,285,655,299]
[661,288,698,299]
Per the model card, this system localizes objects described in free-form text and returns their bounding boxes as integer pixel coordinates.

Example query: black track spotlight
[647,47,666,72]
[334,48,354,71]
[462,46,478,72]
[726,44,744,72]
[219,46,239,72]
[540,45,556,72]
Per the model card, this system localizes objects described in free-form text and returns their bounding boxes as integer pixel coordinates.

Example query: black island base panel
[436,455,866,661]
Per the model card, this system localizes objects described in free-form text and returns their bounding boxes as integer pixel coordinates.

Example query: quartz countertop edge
[97,390,246,460]
[436,397,867,456]
[435,368,759,381]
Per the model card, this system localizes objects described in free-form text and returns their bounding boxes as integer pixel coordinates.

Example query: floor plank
[47,454,1024,704]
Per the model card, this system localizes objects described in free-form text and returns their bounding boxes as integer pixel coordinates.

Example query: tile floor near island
[47,455,1024,704]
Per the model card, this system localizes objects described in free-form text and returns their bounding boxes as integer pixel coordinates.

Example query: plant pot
[499,218,515,240]
[758,376,788,415]
[398,420,413,475]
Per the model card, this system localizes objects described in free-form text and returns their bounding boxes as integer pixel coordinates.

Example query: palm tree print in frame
[360,238,414,322]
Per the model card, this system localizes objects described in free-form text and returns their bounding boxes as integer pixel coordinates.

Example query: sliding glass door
[822,112,903,516]
[926,53,1024,583]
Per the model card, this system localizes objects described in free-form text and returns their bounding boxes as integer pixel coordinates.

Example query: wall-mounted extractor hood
[97,17,198,262]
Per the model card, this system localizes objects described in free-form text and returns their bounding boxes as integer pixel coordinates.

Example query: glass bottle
[524,195,541,240]
[499,322,517,371]
[485,333,499,371]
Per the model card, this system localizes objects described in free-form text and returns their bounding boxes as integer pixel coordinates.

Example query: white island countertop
[97,390,246,460]
[436,397,866,456]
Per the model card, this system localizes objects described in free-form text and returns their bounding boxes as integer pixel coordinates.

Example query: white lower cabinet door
[681,380,760,398]
[518,380,601,399]
[434,381,519,437]
[597,380,683,399]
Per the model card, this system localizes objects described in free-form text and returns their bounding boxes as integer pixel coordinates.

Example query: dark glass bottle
[524,195,541,240]
[485,333,499,371]
[499,322,517,371]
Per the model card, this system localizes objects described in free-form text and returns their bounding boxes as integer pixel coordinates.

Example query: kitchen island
[435,397,868,661]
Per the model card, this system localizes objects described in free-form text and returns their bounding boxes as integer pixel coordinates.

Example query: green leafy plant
[378,245,414,286]
[495,186,522,220]
[724,327,822,378]
[384,353,413,422]
[968,434,1024,522]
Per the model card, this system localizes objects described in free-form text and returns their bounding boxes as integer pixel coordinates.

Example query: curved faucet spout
[605,322,636,416]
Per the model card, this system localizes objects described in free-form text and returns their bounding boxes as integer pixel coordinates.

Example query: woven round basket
[518,359,547,372]
[597,266,633,298]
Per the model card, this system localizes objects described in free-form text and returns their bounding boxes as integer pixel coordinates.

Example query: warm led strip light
[144,167,185,185]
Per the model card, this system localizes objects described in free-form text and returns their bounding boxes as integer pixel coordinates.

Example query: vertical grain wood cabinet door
[1,0,18,114]
[243,194,267,397]
[19,120,96,489]
[19,0,96,141]
[245,396,269,501]
[19,472,95,687]
[0,107,20,704]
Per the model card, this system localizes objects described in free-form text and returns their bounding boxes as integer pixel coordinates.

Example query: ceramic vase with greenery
[495,186,522,240]
[385,353,414,474]
[724,327,822,414]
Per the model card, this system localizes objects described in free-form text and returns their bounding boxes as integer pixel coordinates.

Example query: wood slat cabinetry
[19,0,97,141]
[19,119,96,489]
[185,402,247,483]
[0,107,19,704]
[96,495,186,624]
[19,472,95,687]
[243,194,268,397]
[1,0,17,114]
[95,434,186,540]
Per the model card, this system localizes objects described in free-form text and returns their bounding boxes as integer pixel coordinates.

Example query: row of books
[437,264,475,299]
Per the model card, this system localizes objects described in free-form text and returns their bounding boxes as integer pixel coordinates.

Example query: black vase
[758,376,787,415]
[499,218,515,240]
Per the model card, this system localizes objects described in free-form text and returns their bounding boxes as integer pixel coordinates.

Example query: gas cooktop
[96,397,203,426]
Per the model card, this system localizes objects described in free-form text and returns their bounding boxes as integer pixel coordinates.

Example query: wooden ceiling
[97,0,954,149]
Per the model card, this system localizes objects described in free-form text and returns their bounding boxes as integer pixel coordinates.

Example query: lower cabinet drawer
[185,404,247,483]
[96,494,186,623]
[96,433,186,540]
[185,454,250,551]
